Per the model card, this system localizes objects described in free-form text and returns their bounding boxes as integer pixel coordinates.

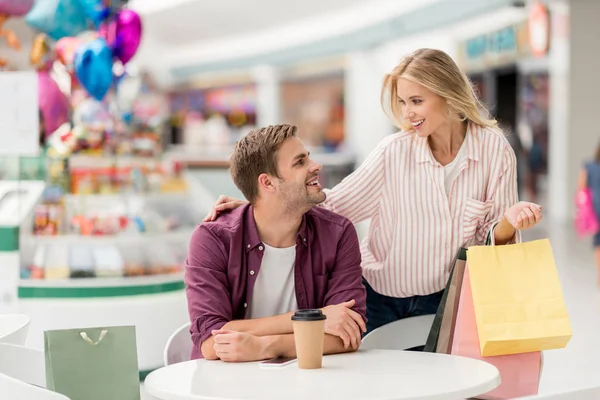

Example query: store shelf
[18,272,184,298]
[23,229,194,244]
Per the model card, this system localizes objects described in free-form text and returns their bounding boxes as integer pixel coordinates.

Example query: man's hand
[212,329,272,362]
[320,299,366,349]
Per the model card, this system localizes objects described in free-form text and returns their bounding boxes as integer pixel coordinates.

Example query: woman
[578,142,600,286]
[205,48,543,333]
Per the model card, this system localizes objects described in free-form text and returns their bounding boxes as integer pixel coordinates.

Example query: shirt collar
[415,121,480,164]
[244,204,309,252]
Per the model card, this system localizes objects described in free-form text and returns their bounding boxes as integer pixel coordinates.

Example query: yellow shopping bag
[467,239,572,357]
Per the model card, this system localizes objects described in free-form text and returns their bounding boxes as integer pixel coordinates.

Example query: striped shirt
[322,122,519,298]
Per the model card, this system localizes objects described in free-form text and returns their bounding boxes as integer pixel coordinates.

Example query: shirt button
[247,244,250,249]
[258,246,263,251]
[303,238,306,242]
[250,270,255,276]
[244,303,248,308]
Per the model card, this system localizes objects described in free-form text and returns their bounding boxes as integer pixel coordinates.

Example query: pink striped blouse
[322,122,519,298]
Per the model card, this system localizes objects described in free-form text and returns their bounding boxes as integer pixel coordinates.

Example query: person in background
[578,141,600,286]
[205,49,543,334]
[186,124,366,362]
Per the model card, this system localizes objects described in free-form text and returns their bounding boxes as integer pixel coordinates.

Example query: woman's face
[396,78,448,138]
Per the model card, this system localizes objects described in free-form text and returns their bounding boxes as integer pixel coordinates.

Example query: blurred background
[0,0,598,396]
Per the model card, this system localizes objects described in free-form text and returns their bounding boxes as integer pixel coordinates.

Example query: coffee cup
[291,309,327,369]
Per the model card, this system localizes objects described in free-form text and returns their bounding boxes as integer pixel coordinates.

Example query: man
[185,124,366,362]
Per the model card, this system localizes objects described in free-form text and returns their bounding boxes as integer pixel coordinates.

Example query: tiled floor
[140,219,599,399]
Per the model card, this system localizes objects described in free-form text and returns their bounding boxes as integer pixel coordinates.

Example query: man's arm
[186,225,235,358]
[316,220,367,349]
[209,330,357,362]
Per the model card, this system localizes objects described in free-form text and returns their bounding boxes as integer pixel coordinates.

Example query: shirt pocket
[462,198,493,242]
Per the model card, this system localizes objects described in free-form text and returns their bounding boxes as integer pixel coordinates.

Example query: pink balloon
[100,9,142,64]
[38,71,70,136]
[0,0,34,16]
[55,37,81,69]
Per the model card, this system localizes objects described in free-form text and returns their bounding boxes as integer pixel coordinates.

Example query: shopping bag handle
[79,329,108,345]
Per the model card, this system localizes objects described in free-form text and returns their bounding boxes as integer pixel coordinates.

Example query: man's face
[272,136,325,213]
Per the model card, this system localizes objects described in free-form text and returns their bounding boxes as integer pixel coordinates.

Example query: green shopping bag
[45,325,141,400]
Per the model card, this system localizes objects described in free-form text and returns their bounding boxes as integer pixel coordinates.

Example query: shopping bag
[45,325,141,400]
[452,266,542,399]
[574,188,599,238]
[423,247,466,353]
[468,239,572,356]
[436,254,466,353]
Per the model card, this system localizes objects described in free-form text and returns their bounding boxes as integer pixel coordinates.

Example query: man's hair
[230,124,298,203]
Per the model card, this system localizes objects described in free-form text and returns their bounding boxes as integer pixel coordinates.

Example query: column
[344,51,393,165]
[547,0,599,223]
[252,65,281,127]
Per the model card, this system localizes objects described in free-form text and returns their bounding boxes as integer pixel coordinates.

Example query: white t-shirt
[246,243,298,319]
[443,143,467,196]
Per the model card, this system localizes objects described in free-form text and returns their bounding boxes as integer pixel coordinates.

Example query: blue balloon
[25,0,89,41]
[74,38,114,101]
[76,0,109,27]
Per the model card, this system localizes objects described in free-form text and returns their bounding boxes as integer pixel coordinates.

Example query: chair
[361,314,435,351]
[163,322,192,366]
[0,372,70,400]
[0,314,30,345]
[520,386,600,399]
[0,343,45,387]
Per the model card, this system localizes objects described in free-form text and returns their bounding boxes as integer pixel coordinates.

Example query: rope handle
[79,329,108,345]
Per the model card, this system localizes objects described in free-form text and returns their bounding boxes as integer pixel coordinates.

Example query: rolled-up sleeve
[185,225,231,357]
[323,220,367,321]
[479,145,522,245]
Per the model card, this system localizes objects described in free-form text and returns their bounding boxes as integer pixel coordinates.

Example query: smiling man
[185,124,367,362]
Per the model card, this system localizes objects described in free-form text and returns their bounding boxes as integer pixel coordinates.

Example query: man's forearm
[222,312,295,336]
[265,334,358,359]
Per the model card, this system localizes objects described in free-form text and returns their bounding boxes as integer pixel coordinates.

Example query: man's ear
[257,173,275,194]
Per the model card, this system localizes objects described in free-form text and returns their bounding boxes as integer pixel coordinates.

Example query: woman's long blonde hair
[381,48,497,131]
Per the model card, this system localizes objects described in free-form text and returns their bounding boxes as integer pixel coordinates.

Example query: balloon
[75,0,109,27]
[25,0,89,40]
[30,33,49,67]
[38,71,70,136]
[74,38,113,100]
[115,72,142,114]
[100,9,141,64]
[0,0,34,16]
[55,36,81,69]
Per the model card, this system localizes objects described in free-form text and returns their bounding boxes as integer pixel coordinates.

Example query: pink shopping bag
[575,188,599,238]
[451,266,542,399]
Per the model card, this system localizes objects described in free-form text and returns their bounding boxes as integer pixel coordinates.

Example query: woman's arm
[320,138,388,224]
[578,167,588,190]
[482,147,542,245]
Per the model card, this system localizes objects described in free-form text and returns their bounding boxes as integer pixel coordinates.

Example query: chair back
[361,314,434,350]
[0,314,30,345]
[0,343,45,387]
[520,386,600,399]
[163,322,192,366]
[0,372,70,400]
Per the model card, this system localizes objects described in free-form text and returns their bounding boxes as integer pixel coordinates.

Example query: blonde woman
[205,48,543,333]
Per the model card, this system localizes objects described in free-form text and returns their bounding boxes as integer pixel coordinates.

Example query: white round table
[145,349,500,400]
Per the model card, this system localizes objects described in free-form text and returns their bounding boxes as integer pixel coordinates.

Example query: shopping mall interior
[0,0,599,399]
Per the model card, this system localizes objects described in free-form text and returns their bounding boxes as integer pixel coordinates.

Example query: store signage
[465,25,518,61]
[528,1,550,57]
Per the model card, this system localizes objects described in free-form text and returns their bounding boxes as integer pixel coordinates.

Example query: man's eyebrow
[292,152,309,161]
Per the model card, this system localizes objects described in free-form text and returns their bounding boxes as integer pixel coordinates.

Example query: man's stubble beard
[278,180,324,217]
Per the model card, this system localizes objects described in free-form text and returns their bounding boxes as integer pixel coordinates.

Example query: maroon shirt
[185,203,366,359]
